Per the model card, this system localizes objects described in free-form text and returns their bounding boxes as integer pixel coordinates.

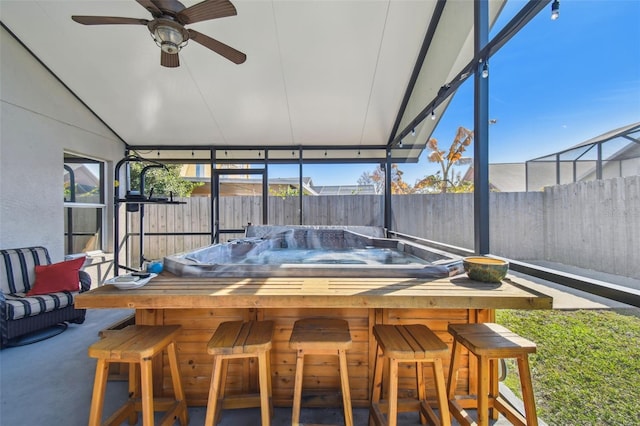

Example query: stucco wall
[0,27,125,261]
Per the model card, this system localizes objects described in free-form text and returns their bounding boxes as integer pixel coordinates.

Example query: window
[63,153,105,255]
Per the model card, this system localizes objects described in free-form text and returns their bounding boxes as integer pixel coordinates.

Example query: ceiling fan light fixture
[151,22,187,54]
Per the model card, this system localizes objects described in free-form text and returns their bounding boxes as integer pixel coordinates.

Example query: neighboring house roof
[183,163,380,196]
[180,163,251,178]
[525,121,640,189]
[529,121,640,161]
[64,164,101,204]
[462,163,526,192]
[268,177,319,195]
[64,164,99,190]
[184,170,376,196]
[185,175,322,196]
[270,177,315,188]
[462,122,640,192]
[312,185,378,195]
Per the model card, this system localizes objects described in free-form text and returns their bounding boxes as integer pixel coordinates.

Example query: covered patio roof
[0,0,516,162]
[1,0,554,255]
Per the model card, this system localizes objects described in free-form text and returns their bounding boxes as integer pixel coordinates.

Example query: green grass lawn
[496,309,640,426]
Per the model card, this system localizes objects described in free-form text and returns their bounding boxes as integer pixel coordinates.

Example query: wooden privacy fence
[133,197,212,261]
[127,176,639,279]
[128,195,386,262]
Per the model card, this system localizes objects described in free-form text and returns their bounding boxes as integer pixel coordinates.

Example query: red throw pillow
[26,256,86,296]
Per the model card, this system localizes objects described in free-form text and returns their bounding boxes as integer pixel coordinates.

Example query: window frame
[63,153,106,255]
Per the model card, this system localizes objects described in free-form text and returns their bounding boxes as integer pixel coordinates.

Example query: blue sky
[296,0,640,187]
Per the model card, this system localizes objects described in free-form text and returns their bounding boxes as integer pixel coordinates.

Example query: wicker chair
[0,246,90,348]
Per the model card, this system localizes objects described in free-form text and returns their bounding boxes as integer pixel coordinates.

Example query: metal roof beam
[386,0,447,146]
[389,0,550,149]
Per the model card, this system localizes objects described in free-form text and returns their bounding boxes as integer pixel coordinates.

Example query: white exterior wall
[0,27,125,262]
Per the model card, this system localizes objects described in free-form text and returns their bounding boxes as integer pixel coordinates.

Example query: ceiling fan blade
[178,0,237,25]
[161,51,180,68]
[188,29,246,64]
[136,0,162,17]
[72,16,148,26]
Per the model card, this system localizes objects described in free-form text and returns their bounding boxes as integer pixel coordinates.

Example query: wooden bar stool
[447,323,538,426]
[289,318,354,426]
[87,324,188,426]
[369,324,451,426]
[205,320,275,426]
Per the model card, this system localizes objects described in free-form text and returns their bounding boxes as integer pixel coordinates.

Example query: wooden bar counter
[77,273,552,408]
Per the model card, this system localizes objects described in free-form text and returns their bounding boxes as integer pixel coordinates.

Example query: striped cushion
[1,247,51,294]
[4,291,77,320]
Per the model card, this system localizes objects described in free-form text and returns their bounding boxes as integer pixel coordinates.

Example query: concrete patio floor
[2,269,637,426]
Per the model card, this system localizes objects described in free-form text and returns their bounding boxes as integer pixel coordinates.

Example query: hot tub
[164,225,463,278]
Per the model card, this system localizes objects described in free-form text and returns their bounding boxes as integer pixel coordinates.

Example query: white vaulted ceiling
[0,0,506,160]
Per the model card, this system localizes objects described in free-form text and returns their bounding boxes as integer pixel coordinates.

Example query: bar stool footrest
[221,393,267,410]
[103,398,187,426]
[103,401,136,426]
[371,398,444,426]
[494,395,528,426]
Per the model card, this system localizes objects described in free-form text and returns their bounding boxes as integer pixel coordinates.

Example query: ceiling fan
[72,0,246,68]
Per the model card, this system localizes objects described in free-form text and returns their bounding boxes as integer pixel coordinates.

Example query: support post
[596,142,603,180]
[384,149,392,231]
[212,151,220,244]
[263,150,269,225]
[299,147,303,225]
[474,0,490,255]
[214,148,218,244]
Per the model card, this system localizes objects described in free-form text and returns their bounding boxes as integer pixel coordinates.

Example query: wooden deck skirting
[76,273,551,408]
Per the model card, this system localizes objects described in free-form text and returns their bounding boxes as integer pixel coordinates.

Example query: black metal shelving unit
[113,155,185,275]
